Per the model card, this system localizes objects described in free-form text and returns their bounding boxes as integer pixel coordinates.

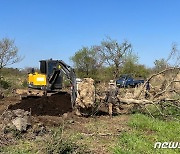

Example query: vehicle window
[48,61,57,75]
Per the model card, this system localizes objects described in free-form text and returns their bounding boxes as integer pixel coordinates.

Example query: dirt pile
[76,78,95,108]
[0,109,47,146]
[8,92,72,116]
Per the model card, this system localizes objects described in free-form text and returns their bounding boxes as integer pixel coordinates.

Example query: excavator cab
[28,59,77,107]
[28,60,62,90]
[39,60,63,90]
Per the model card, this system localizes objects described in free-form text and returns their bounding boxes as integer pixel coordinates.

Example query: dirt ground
[63,115,129,153]
[0,92,72,126]
[9,92,72,116]
[0,92,130,153]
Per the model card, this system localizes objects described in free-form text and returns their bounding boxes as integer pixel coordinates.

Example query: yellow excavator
[27,59,77,107]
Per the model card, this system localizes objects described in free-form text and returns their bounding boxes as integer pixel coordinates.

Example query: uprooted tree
[93,44,180,119]
[0,38,23,69]
[116,44,180,120]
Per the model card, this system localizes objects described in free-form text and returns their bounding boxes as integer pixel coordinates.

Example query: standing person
[145,81,150,98]
[105,83,121,116]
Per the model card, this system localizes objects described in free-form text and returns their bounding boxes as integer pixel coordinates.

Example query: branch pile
[96,67,180,119]
[118,67,180,119]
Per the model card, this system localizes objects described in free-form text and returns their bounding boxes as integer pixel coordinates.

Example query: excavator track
[15,89,46,99]
[15,88,68,100]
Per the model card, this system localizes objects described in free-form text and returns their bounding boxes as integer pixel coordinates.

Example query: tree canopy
[70,47,101,78]
[94,38,132,78]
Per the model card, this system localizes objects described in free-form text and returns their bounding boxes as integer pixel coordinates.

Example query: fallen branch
[153,81,180,99]
[119,98,153,105]
[118,97,180,121]
[135,67,180,99]
[81,132,121,137]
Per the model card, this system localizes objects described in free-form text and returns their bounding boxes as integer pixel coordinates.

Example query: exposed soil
[8,92,72,116]
[0,92,131,127]
[0,92,130,153]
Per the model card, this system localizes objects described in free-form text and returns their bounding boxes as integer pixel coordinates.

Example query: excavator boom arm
[56,60,77,107]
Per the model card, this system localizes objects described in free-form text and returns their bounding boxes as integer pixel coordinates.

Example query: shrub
[46,128,90,154]
[22,80,28,88]
[0,79,11,89]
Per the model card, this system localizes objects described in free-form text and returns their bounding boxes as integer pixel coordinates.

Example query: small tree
[121,53,149,78]
[0,38,23,69]
[94,37,132,78]
[71,47,102,78]
[153,58,169,73]
[121,52,138,75]
[170,43,180,67]
[154,43,180,72]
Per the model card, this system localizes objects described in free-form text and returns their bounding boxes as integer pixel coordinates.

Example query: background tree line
[71,37,151,81]
[71,38,180,81]
[0,37,179,84]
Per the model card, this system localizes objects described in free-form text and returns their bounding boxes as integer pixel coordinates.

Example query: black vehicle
[116,75,144,88]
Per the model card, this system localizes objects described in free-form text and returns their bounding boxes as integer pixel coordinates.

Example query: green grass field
[114,114,180,154]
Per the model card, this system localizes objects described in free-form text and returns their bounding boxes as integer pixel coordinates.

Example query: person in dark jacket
[145,81,150,98]
[105,83,120,116]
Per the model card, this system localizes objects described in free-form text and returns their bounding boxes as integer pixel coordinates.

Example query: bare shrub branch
[0,38,23,69]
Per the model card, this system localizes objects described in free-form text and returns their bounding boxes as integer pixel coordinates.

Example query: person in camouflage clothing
[105,83,121,116]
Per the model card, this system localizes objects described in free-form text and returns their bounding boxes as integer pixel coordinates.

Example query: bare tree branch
[134,67,180,99]
[94,37,132,78]
[0,38,23,69]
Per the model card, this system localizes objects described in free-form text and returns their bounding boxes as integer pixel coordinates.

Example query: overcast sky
[0,0,180,69]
